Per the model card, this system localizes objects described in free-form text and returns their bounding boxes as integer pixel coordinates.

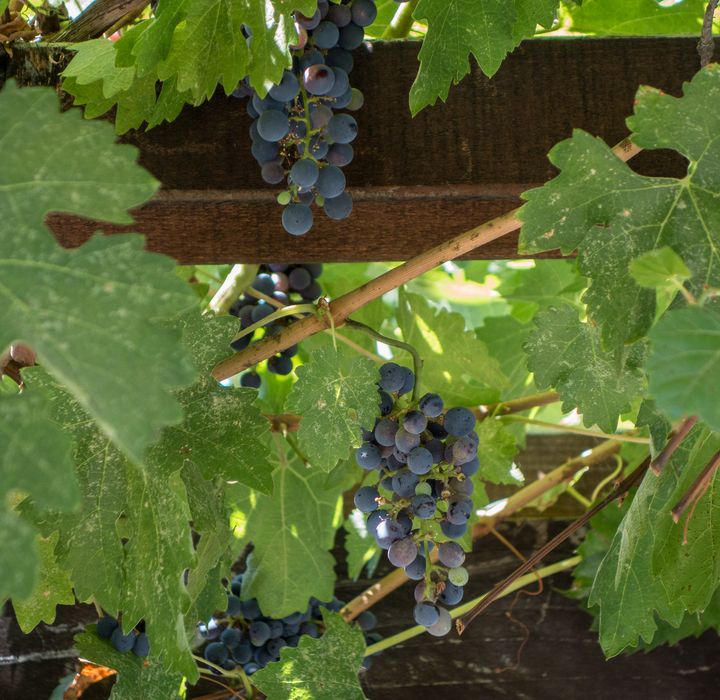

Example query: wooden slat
[3,38,707,262]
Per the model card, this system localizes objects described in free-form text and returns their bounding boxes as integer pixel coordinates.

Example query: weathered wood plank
[2,38,704,263]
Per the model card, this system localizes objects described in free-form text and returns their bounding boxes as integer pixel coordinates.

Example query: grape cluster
[96,615,150,657]
[353,363,478,636]
[236,0,411,235]
[228,263,323,386]
[199,574,381,676]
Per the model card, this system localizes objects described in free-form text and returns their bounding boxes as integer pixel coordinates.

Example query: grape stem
[340,438,621,621]
[343,318,423,400]
[284,433,311,466]
[650,415,698,475]
[476,391,560,419]
[382,0,419,39]
[501,414,651,444]
[211,137,643,382]
[192,654,254,697]
[244,285,384,364]
[363,555,580,656]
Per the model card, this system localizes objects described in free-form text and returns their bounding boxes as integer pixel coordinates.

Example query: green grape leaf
[13,532,75,633]
[525,305,645,432]
[62,35,194,135]
[409,0,557,114]
[153,313,274,492]
[32,372,198,681]
[520,67,720,348]
[629,246,691,289]
[635,399,671,459]
[566,0,707,35]
[0,82,197,462]
[639,589,720,652]
[233,448,344,617]
[344,511,380,581]
[398,289,507,406]
[0,81,157,228]
[588,427,720,656]
[0,390,77,599]
[120,465,197,680]
[476,316,534,398]
[497,259,584,324]
[181,461,233,621]
[287,344,379,471]
[477,419,521,484]
[647,306,720,431]
[130,0,315,100]
[253,610,367,700]
[75,628,185,700]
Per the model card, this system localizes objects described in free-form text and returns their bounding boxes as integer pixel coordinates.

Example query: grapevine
[2,0,720,698]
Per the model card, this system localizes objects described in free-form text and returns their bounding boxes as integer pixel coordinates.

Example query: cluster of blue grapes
[353,363,478,636]
[199,573,381,676]
[229,263,323,385]
[95,615,150,657]
[236,0,410,235]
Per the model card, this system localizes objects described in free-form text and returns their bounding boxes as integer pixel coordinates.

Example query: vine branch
[340,438,621,621]
[671,448,720,524]
[476,391,560,419]
[212,138,643,382]
[456,456,651,634]
[698,0,718,67]
[52,0,148,41]
[651,415,698,475]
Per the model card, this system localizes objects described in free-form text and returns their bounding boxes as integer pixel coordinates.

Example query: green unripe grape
[448,566,469,586]
[415,482,432,496]
[277,191,292,205]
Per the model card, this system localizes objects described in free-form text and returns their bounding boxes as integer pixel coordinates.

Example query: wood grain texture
[2,38,706,263]
[3,521,720,699]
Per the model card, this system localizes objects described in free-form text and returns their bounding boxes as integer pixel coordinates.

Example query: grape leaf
[635,399,671,459]
[520,66,720,349]
[477,419,521,484]
[181,461,233,622]
[232,447,344,617]
[0,82,197,462]
[0,390,77,599]
[409,0,558,114]
[647,306,720,432]
[344,510,380,581]
[397,288,507,406]
[525,305,645,432]
[13,532,75,633]
[253,610,367,700]
[629,246,691,289]
[497,259,584,324]
[287,344,379,471]
[31,371,200,681]
[75,628,185,700]
[154,313,274,492]
[476,316,534,398]
[566,0,707,35]
[588,427,720,656]
[131,0,315,99]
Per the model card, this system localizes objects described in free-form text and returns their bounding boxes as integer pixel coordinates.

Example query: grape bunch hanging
[228,263,323,386]
[199,573,382,676]
[237,0,412,235]
[95,615,150,657]
[354,362,478,636]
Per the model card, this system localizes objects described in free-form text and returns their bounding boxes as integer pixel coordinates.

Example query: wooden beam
[3,38,705,262]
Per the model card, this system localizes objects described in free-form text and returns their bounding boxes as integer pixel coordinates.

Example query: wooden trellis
[2,37,707,263]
